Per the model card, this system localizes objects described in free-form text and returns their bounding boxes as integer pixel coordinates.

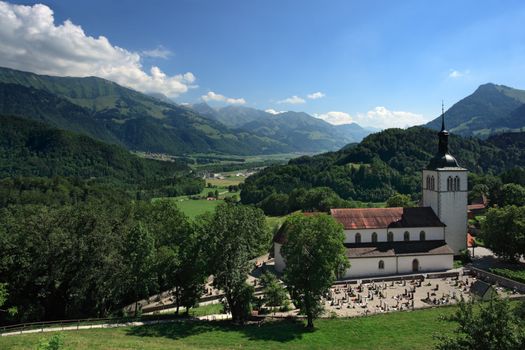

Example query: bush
[490,268,525,284]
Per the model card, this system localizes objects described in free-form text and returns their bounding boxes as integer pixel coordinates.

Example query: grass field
[173,199,224,219]
[0,306,457,349]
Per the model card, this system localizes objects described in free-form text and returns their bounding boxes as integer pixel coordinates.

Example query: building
[274,109,467,279]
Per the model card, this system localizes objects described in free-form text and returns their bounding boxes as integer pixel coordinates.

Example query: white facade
[343,226,445,244]
[342,254,453,279]
[422,168,468,254]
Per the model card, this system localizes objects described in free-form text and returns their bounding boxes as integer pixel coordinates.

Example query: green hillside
[426,83,525,137]
[241,126,525,212]
[0,67,290,155]
[0,115,188,182]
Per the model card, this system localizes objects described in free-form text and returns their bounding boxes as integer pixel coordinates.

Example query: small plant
[37,334,64,350]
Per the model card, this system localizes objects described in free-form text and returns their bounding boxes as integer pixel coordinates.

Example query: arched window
[447,176,453,191]
[378,260,385,269]
[431,176,435,190]
[355,232,361,244]
[372,232,378,243]
[404,231,410,241]
[454,176,460,191]
[420,230,426,241]
[387,231,394,242]
[426,175,431,189]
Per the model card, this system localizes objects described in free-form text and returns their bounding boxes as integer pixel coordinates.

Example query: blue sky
[2,0,525,128]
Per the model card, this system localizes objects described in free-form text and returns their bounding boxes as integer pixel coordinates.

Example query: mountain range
[426,83,525,137]
[0,67,369,155]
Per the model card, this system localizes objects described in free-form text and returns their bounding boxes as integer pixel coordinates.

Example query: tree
[436,297,525,350]
[260,272,287,309]
[500,183,525,207]
[122,223,156,316]
[481,206,525,261]
[281,213,349,328]
[386,193,413,207]
[0,283,17,316]
[201,203,269,324]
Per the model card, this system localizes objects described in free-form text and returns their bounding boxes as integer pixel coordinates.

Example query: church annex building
[274,114,468,279]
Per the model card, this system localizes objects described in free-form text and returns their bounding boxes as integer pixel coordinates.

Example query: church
[274,112,468,279]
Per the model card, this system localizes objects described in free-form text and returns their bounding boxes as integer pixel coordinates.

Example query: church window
[372,232,378,243]
[378,260,385,269]
[454,176,460,191]
[387,231,394,242]
[447,176,453,191]
[432,176,435,190]
[404,231,410,241]
[426,175,430,189]
[355,232,361,244]
[420,231,426,241]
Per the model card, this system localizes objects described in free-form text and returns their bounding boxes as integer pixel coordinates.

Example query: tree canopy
[281,213,349,328]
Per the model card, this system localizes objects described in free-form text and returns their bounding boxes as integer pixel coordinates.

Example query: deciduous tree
[281,213,349,328]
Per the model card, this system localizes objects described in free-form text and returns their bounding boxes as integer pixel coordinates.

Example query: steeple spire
[441,101,445,131]
[438,101,449,154]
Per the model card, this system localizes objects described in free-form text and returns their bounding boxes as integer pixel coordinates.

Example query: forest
[241,126,525,215]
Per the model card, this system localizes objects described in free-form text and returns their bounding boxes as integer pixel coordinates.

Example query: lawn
[173,199,224,219]
[0,306,458,350]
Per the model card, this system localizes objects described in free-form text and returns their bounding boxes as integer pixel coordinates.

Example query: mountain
[241,126,525,213]
[0,115,188,182]
[426,83,525,137]
[190,103,371,150]
[0,67,292,155]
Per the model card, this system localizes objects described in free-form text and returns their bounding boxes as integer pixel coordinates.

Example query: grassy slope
[0,306,457,349]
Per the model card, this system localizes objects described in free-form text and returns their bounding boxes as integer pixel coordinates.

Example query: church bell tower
[422,104,467,254]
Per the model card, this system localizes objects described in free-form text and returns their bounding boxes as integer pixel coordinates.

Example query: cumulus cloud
[0,1,195,97]
[278,95,306,104]
[315,111,354,125]
[356,106,427,129]
[142,46,172,59]
[202,91,246,105]
[265,109,286,115]
[316,107,427,129]
[449,69,470,78]
[307,91,325,100]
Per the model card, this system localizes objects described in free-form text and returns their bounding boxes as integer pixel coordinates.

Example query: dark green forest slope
[241,127,525,213]
[0,115,204,202]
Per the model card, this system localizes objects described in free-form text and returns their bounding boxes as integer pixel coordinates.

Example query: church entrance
[412,259,419,272]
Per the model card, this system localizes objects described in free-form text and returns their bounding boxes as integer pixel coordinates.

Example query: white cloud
[356,106,427,129]
[449,69,470,78]
[278,95,306,104]
[307,91,325,100]
[142,46,172,59]
[202,91,246,105]
[265,109,286,115]
[316,107,427,129]
[0,1,195,97]
[315,111,354,125]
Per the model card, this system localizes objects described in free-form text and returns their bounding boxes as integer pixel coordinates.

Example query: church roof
[330,207,445,230]
[426,153,461,170]
[344,240,453,258]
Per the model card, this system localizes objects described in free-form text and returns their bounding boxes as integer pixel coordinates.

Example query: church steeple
[438,102,449,155]
[426,102,459,170]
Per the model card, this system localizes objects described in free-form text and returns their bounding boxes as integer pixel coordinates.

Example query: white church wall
[344,226,444,244]
[422,170,439,213]
[437,169,468,254]
[344,229,381,243]
[343,257,398,278]
[274,242,285,273]
[397,254,453,275]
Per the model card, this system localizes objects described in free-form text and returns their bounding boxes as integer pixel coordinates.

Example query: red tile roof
[331,207,444,230]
